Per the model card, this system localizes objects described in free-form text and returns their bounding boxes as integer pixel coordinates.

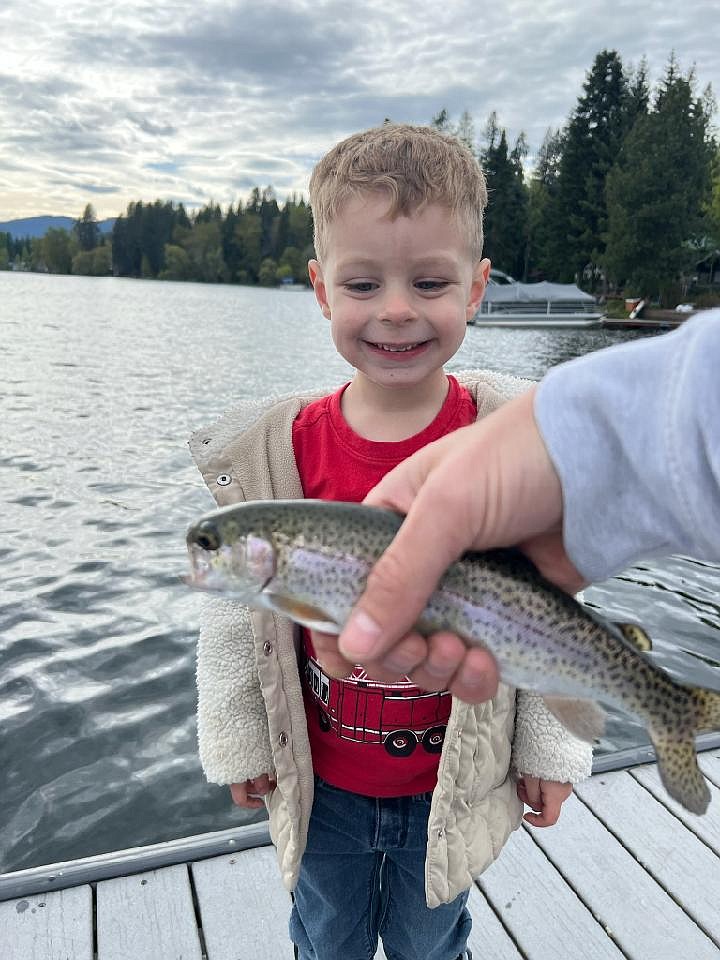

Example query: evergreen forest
[3,50,719,307]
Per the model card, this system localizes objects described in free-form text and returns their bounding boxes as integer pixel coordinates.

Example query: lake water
[1,271,718,874]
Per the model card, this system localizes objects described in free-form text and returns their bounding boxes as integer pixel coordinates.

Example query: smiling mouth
[369,341,428,352]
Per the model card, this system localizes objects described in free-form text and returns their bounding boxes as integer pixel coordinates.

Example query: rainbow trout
[186,499,720,814]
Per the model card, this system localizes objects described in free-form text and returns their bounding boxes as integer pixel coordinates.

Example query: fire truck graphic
[304,656,449,757]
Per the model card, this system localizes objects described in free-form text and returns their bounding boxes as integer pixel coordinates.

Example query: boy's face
[308,194,489,394]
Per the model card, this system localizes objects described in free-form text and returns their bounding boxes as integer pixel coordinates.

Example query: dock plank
[529,790,718,958]
[0,885,93,960]
[192,846,290,959]
[479,822,623,959]
[96,864,202,960]
[576,768,720,945]
[631,764,720,853]
[465,884,524,959]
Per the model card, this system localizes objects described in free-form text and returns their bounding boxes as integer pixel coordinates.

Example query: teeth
[376,342,421,352]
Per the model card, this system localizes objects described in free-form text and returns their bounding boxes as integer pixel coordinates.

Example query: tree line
[2,50,719,305]
[111,189,314,285]
[0,191,313,287]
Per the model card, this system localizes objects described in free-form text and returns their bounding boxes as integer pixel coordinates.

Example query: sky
[1,0,717,221]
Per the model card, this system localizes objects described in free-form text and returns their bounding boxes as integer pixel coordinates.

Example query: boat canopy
[483,282,596,303]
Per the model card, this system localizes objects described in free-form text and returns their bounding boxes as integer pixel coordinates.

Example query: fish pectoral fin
[263,593,341,634]
[541,696,606,743]
[615,621,653,652]
[649,726,710,815]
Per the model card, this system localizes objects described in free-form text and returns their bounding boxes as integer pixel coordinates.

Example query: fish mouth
[182,571,210,591]
[184,555,253,599]
[367,340,429,353]
[186,544,222,590]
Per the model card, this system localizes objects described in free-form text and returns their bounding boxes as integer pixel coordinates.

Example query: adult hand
[311,387,585,702]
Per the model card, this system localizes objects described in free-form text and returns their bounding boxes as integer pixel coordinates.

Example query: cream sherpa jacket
[189,370,592,907]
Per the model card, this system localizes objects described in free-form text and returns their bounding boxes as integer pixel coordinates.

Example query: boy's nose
[378,291,417,324]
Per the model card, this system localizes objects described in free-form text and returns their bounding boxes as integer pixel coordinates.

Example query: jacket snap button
[216,474,232,486]
[263,641,273,656]
[278,732,288,747]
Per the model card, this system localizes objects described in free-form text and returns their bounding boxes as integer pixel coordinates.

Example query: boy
[190,124,591,960]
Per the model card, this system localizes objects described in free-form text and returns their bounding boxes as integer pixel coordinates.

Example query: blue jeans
[289,776,471,960]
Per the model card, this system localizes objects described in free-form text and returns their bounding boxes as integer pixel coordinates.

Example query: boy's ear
[466,258,491,321]
[308,259,331,319]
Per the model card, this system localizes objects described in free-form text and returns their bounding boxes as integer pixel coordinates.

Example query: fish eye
[192,522,221,552]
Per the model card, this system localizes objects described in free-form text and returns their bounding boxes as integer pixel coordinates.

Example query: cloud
[145,161,180,174]
[0,0,717,220]
[126,113,178,138]
[69,2,360,94]
[76,183,122,195]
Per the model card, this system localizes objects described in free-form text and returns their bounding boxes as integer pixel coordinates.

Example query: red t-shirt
[292,375,477,797]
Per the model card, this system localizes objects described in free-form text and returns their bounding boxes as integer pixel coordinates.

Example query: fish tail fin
[649,724,710,815]
[648,685,720,815]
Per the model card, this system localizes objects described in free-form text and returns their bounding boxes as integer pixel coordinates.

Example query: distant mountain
[0,216,116,239]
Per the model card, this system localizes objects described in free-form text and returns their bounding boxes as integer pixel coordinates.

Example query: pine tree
[480,115,528,277]
[74,203,100,252]
[431,108,451,133]
[222,204,242,281]
[455,110,476,152]
[0,232,9,269]
[259,187,279,258]
[624,58,651,133]
[552,50,630,285]
[704,151,720,285]
[605,56,716,301]
[526,128,566,279]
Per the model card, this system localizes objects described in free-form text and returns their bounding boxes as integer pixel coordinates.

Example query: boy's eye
[415,280,449,291]
[344,281,377,293]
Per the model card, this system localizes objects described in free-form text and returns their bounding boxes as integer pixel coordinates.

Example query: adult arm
[536,310,720,582]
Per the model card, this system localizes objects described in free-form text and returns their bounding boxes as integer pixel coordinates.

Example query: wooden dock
[2,739,720,959]
[602,310,687,330]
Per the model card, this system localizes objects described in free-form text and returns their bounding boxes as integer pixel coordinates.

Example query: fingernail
[462,673,486,686]
[460,669,491,689]
[340,609,381,657]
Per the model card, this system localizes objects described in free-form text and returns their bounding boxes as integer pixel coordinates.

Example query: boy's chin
[352,367,448,391]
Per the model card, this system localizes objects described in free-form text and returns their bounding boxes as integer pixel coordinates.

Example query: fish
[185,498,720,815]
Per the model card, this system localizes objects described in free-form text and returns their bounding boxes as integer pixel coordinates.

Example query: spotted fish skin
[186,499,720,814]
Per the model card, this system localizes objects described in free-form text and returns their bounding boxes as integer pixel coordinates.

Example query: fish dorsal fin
[615,622,653,652]
[264,593,340,634]
[542,696,606,743]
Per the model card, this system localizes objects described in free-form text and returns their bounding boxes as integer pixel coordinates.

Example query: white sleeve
[512,691,592,783]
[195,595,275,784]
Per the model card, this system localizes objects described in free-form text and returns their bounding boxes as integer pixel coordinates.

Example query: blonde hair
[309,123,487,261]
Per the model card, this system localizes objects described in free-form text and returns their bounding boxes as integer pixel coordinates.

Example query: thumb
[339,479,470,662]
